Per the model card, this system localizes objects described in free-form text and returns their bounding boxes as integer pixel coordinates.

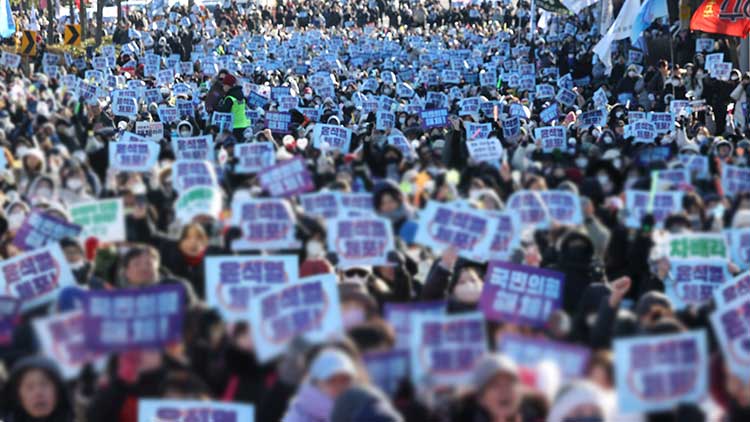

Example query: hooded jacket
[0,356,75,422]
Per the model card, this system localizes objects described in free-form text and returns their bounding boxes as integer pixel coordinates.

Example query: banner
[82,284,185,353]
[480,261,565,327]
[70,198,126,243]
[690,0,750,38]
[33,310,105,379]
[231,198,300,251]
[414,201,499,261]
[327,217,394,268]
[13,210,82,251]
[614,331,708,412]
[410,312,487,388]
[249,275,342,362]
[138,399,254,422]
[258,157,314,198]
[205,255,299,323]
[0,244,76,310]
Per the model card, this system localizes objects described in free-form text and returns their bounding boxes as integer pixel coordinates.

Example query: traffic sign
[20,31,36,56]
[64,24,81,46]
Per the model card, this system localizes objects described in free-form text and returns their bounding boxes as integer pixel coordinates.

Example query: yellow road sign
[20,30,36,56]
[64,24,81,46]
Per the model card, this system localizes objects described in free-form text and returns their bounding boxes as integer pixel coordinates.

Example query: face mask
[612,158,622,170]
[697,135,707,144]
[628,71,637,78]
[180,130,191,137]
[35,187,52,198]
[597,174,611,188]
[304,94,312,101]
[575,157,588,169]
[306,240,324,258]
[453,281,483,304]
[66,178,83,191]
[399,117,406,125]
[341,307,365,329]
[69,260,87,271]
[603,136,613,144]
[8,212,25,230]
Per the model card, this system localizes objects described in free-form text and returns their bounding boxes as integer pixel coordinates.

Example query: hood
[1,356,74,422]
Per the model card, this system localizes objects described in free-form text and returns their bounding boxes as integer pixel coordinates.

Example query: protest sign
[0,296,20,345]
[205,255,299,323]
[679,154,710,180]
[0,244,76,311]
[727,228,750,270]
[364,350,410,397]
[234,142,276,173]
[536,84,555,99]
[265,111,292,133]
[376,110,395,131]
[666,233,728,260]
[466,138,503,163]
[665,258,731,310]
[82,284,185,353]
[409,312,487,388]
[506,190,551,229]
[175,186,223,223]
[172,135,214,161]
[714,271,750,306]
[135,121,164,142]
[313,123,352,152]
[420,108,449,130]
[624,190,684,229]
[138,399,254,422]
[649,112,674,134]
[534,126,566,153]
[414,201,498,261]
[211,112,234,133]
[384,301,446,351]
[614,330,708,412]
[696,38,714,52]
[555,87,577,107]
[231,198,300,251]
[722,164,750,197]
[258,157,314,197]
[157,105,179,123]
[502,116,520,140]
[109,140,160,172]
[480,261,564,327]
[249,274,343,362]
[626,121,657,144]
[172,160,217,193]
[339,192,375,214]
[13,210,82,251]
[327,217,394,268]
[70,198,126,243]
[300,192,340,219]
[540,103,559,123]
[540,190,583,226]
[497,333,590,379]
[33,310,105,379]
[112,92,138,119]
[653,168,691,189]
[464,122,493,140]
[485,211,521,261]
[578,109,607,128]
[387,132,416,160]
[277,94,298,112]
[459,97,481,116]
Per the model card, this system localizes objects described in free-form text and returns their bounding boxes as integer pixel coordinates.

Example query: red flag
[690,0,750,38]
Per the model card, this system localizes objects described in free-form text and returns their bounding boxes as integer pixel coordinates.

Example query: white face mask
[453,281,483,304]
[628,71,637,78]
[602,136,613,144]
[66,178,83,191]
[596,174,611,188]
[575,157,588,169]
[306,240,324,258]
[7,212,26,230]
[304,94,313,101]
[35,187,52,198]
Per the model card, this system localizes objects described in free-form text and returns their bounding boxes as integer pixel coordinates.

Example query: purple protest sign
[230,198,300,251]
[258,157,314,198]
[82,284,185,353]
[0,296,20,345]
[265,111,292,134]
[420,108,449,130]
[497,333,591,380]
[0,244,76,310]
[479,261,565,327]
[13,210,82,251]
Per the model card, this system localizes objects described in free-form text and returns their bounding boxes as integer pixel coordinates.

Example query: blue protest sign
[234,142,276,174]
[666,258,731,310]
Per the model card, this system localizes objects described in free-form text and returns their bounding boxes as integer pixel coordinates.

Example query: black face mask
[72,263,92,285]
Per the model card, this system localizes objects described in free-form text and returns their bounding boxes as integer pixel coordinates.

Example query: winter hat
[330,384,404,422]
[548,381,611,422]
[471,354,518,392]
[309,348,357,382]
[222,73,237,87]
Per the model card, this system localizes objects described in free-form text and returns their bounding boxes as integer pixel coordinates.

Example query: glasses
[344,269,368,278]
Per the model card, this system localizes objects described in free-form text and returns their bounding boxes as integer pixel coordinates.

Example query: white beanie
[470,354,518,392]
[309,348,357,382]
[548,381,611,422]
[733,209,750,229]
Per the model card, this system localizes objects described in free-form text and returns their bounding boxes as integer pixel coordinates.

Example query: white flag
[599,0,614,36]
[563,0,599,14]
[593,0,641,74]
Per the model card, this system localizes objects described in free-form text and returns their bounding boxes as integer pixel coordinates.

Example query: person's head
[222,73,237,92]
[377,190,400,214]
[341,265,372,285]
[309,348,357,399]
[2,357,70,421]
[548,381,610,422]
[160,370,211,399]
[635,291,673,328]
[451,265,484,304]
[471,354,521,420]
[585,350,614,390]
[178,223,209,257]
[122,245,160,286]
